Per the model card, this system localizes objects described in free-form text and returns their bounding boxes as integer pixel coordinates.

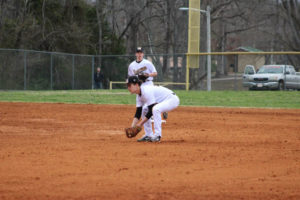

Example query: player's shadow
[161,139,185,144]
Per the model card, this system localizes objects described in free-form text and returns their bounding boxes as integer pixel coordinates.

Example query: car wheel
[278,81,284,91]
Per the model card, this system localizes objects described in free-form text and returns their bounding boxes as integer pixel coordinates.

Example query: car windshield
[257,66,283,74]
[245,66,255,74]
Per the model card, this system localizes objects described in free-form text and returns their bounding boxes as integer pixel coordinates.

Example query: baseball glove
[125,126,142,138]
[134,66,147,75]
[138,73,149,82]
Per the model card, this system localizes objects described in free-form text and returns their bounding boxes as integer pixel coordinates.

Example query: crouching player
[126,76,180,142]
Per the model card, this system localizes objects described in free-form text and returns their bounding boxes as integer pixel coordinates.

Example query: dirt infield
[0,102,300,200]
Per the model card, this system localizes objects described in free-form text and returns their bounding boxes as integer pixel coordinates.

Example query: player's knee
[142,107,148,114]
[152,106,161,114]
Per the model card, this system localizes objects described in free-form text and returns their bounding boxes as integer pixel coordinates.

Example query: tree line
[0,0,299,89]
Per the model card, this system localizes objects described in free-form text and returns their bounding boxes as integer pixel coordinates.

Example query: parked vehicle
[243,65,300,90]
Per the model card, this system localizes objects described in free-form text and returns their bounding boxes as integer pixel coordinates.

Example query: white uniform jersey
[128,59,157,82]
[136,85,174,107]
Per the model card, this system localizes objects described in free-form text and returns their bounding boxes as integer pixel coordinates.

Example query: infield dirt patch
[0,102,300,200]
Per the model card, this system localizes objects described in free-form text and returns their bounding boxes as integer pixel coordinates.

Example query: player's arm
[131,106,142,127]
[136,103,156,127]
[147,62,157,77]
[148,72,157,77]
[128,64,134,76]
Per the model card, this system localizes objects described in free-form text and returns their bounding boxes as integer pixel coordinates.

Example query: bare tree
[200,0,270,77]
[279,0,300,50]
[279,0,300,69]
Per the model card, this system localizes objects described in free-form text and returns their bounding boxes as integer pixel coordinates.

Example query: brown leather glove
[125,126,142,138]
[138,73,149,82]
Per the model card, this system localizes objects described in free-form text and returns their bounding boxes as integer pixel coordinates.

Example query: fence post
[173,54,178,83]
[72,55,75,90]
[50,53,53,90]
[182,55,187,83]
[92,56,95,89]
[234,54,238,91]
[24,51,27,90]
[284,65,286,90]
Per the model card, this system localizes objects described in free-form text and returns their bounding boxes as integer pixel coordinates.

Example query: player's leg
[152,95,179,140]
[137,105,153,142]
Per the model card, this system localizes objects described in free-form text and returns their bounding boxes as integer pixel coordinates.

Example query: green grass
[0,89,300,109]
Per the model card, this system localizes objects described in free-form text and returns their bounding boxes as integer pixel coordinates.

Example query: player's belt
[171,93,176,95]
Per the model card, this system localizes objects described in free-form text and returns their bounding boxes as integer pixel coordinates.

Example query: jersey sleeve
[136,95,143,107]
[128,63,134,76]
[147,61,157,73]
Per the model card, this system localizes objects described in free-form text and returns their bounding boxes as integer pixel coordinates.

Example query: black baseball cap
[126,76,139,86]
[136,47,143,53]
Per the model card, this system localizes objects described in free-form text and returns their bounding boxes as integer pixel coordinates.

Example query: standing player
[128,47,168,120]
[128,47,157,86]
[126,76,180,142]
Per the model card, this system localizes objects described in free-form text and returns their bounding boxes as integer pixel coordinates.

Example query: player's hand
[125,126,142,138]
[138,74,149,82]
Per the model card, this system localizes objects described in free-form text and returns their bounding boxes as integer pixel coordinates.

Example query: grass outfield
[0,89,300,108]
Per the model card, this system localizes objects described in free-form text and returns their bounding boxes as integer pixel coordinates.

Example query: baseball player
[126,76,180,142]
[128,47,157,86]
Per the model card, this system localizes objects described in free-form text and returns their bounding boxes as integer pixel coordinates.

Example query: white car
[243,65,300,90]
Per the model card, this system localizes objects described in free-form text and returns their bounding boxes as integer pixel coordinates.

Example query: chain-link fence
[0,48,298,91]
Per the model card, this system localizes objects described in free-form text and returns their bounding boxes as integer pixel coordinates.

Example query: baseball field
[0,90,300,199]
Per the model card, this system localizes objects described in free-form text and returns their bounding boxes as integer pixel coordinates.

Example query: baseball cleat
[137,135,151,142]
[150,136,161,142]
[163,112,168,119]
[151,116,154,123]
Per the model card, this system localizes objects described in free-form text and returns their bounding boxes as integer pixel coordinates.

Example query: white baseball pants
[142,93,179,138]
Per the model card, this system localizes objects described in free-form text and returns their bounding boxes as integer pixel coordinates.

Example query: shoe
[137,135,151,142]
[150,136,161,142]
[163,112,168,120]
